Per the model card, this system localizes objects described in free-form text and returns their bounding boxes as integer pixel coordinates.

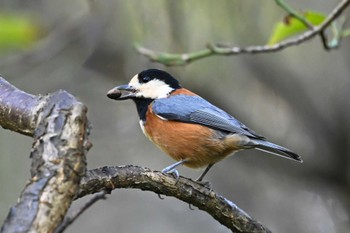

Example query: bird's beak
[107,84,137,100]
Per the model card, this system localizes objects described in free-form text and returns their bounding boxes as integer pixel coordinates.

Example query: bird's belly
[143,113,240,168]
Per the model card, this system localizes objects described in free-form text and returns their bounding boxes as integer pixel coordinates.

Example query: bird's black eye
[141,76,152,83]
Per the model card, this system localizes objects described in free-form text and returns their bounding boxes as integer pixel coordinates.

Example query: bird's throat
[133,98,153,121]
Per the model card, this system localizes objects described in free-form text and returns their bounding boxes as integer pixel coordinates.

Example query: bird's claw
[157,193,165,200]
[188,204,196,210]
[161,168,180,181]
[195,180,212,190]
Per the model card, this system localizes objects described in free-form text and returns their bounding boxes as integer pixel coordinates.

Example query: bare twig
[78,166,272,233]
[320,30,331,50]
[54,190,109,233]
[136,0,350,66]
[324,15,349,49]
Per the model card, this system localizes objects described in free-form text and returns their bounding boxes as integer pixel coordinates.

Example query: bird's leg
[196,163,214,181]
[158,160,188,200]
[195,163,214,189]
[162,160,187,180]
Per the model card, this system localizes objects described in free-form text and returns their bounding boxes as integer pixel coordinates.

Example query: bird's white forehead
[129,74,174,99]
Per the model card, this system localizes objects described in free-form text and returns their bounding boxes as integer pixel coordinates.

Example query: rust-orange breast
[143,98,240,168]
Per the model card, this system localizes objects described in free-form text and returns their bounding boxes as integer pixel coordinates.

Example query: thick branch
[136,0,350,66]
[0,77,40,136]
[79,166,272,233]
[0,80,90,233]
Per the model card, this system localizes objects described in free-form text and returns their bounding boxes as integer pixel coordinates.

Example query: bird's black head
[137,69,181,89]
[107,69,181,100]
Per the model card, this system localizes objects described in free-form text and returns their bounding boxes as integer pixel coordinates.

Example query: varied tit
[107,69,302,181]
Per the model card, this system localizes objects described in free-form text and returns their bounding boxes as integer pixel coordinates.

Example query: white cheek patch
[137,80,174,99]
[129,74,174,99]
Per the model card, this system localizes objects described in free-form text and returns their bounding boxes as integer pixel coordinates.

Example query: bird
[107,69,302,182]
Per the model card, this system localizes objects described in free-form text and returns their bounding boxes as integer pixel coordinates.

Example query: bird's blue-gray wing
[152,95,264,139]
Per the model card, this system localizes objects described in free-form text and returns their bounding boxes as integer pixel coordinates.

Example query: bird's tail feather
[253,140,303,163]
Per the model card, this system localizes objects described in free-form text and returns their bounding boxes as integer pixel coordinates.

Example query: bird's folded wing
[152,95,264,139]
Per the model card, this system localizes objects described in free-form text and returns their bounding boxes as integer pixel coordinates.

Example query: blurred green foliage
[0,13,40,52]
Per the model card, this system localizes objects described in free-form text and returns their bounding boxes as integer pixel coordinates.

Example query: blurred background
[0,0,349,232]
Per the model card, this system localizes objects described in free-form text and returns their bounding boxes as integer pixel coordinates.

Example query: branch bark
[79,166,272,233]
[0,77,90,233]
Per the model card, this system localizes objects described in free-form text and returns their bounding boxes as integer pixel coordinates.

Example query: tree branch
[0,78,90,233]
[78,166,272,233]
[136,0,350,66]
[0,77,40,136]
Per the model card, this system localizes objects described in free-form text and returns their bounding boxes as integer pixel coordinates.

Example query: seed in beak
[107,89,122,99]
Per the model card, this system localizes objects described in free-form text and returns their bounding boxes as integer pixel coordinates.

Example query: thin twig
[320,30,331,50]
[318,0,350,49]
[327,15,349,49]
[136,0,350,66]
[54,190,109,233]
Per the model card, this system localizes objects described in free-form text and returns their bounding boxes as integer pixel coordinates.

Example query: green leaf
[0,13,40,51]
[268,11,326,45]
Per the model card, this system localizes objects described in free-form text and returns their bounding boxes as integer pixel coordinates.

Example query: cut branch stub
[0,77,39,136]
